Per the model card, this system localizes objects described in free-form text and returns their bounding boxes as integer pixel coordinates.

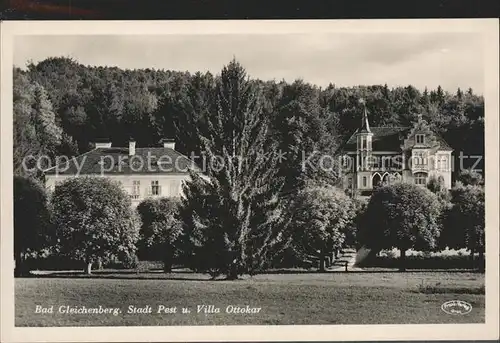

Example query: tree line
[14,168,485,277]
[14,57,484,179]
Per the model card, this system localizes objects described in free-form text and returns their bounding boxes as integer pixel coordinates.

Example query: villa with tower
[339,101,453,197]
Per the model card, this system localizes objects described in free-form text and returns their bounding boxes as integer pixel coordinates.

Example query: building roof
[341,126,453,152]
[44,147,199,175]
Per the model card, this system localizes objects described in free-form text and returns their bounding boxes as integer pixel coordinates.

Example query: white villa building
[44,139,197,207]
[338,106,453,197]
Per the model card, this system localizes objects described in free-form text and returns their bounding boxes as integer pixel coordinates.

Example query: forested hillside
[13,57,484,179]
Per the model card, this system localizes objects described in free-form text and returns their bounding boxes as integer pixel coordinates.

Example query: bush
[103,253,139,269]
[358,252,479,270]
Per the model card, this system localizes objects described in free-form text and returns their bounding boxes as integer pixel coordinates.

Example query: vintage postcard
[1,19,499,342]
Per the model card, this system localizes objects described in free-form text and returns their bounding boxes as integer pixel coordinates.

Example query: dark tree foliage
[136,197,182,272]
[287,185,356,271]
[14,57,484,182]
[442,184,485,271]
[13,57,485,275]
[14,176,52,276]
[180,60,287,279]
[456,168,484,186]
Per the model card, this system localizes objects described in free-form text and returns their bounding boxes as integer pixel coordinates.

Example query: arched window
[414,172,427,186]
[372,173,382,188]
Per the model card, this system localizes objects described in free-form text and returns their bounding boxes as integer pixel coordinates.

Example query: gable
[401,120,453,152]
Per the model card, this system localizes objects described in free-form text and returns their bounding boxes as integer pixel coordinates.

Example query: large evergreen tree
[180,60,286,279]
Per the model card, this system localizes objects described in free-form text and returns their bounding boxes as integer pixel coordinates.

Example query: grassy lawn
[15,271,484,326]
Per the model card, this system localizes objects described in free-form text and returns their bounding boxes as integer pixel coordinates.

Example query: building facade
[339,106,453,196]
[44,139,197,207]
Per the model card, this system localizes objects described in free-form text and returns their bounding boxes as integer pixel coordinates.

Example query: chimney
[161,138,176,150]
[94,139,112,149]
[129,139,136,156]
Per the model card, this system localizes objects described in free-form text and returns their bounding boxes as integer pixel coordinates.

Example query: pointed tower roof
[359,98,371,133]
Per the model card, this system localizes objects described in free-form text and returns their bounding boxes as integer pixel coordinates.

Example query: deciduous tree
[51,177,140,274]
[14,176,52,276]
[137,198,182,272]
[443,184,485,270]
[288,185,355,271]
[359,182,442,271]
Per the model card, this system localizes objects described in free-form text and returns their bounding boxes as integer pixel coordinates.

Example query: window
[414,172,427,186]
[413,150,428,166]
[416,134,425,144]
[437,155,448,171]
[151,180,160,196]
[359,137,365,150]
[362,176,367,187]
[131,180,140,200]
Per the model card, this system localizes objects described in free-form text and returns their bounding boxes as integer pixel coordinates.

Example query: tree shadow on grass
[21,267,484,282]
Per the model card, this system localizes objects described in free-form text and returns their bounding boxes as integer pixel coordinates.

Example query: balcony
[411,163,429,172]
[409,153,430,173]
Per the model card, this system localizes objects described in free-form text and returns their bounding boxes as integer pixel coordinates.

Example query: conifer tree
[32,83,63,159]
[180,60,286,279]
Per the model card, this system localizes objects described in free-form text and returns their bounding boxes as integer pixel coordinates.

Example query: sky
[14,33,484,94]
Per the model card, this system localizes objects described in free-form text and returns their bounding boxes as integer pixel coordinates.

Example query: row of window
[358,134,426,150]
[355,172,437,188]
[352,154,449,171]
[130,180,181,199]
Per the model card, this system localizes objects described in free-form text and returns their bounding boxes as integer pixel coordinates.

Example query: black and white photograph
[1,20,498,342]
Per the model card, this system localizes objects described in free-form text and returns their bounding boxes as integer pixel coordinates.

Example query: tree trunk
[399,249,406,272]
[14,251,23,277]
[85,262,92,275]
[325,255,331,268]
[478,250,485,272]
[163,247,173,273]
[470,247,475,269]
[226,263,239,280]
[319,250,326,272]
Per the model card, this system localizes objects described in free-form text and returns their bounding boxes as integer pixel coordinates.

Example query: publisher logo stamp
[441,300,472,315]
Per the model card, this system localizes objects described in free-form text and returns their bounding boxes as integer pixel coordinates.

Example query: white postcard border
[1,19,499,342]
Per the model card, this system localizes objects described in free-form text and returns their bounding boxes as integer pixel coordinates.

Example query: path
[327,248,365,272]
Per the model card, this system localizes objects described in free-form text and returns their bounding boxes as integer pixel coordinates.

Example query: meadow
[15,271,484,326]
